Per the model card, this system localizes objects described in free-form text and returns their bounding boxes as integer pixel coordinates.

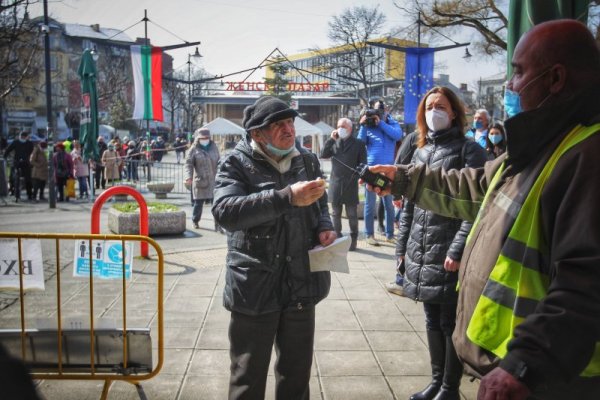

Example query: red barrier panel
[91,187,149,258]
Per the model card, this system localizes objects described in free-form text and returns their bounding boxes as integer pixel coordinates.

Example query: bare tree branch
[313,5,387,104]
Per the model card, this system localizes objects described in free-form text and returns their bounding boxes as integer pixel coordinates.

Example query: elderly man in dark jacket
[320,117,366,251]
[212,96,336,400]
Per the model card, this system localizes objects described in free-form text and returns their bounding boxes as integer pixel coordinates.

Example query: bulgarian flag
[131,45,164,121]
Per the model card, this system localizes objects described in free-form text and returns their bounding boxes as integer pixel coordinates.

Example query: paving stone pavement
[0,192,479,400]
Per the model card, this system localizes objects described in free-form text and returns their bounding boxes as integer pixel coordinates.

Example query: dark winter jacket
[52,150,74,180]
[212,137,334,316]
[4,139,34,167]
[320,135,366,206]
[396,127,487,304]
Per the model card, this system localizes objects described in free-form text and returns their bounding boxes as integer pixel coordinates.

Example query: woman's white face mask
[425,109,451,132]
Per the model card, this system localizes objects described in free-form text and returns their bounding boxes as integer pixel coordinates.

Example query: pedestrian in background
[52,142,73,202]
[92,136,107,190]
[29,140,48,202]
[3,131,34,202]
[102,143,121,187]
[62,136,73,153]
[357,97,403,246]
[152,136,166,164]
[466,108,490,148]
[71,140,89,199]
[185,128,219,230]
[320,117,366,251]
[397,86,487,400]
[125,140,140,183]
[212,96,336,400]
[174,135,188,163]
[485,121,507,160]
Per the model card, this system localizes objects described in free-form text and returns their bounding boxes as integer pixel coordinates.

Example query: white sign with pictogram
[0,239,45,290]
[73,240,133,280]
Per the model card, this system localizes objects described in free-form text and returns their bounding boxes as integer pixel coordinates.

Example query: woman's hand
[444,256,460,272]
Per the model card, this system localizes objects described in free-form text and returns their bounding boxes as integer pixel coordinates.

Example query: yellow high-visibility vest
[466,123,600,377]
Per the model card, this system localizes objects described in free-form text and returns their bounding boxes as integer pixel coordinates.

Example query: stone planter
[146,182,175,199]
[108,207,186,236]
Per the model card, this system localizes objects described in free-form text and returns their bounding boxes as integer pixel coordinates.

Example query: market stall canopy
[314,121,335,135]
[201,117,245,136]
[294,117,321,137]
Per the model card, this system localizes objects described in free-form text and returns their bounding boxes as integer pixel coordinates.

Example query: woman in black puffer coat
[396,86,487,400]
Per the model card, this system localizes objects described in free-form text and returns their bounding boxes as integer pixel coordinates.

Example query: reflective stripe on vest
[466,123,600,378]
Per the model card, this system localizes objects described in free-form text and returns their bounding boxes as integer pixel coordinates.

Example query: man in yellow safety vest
[367,19,600,400]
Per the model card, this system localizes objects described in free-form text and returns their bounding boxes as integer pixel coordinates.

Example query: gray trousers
[330,203,359,238]
[228,307,315,400]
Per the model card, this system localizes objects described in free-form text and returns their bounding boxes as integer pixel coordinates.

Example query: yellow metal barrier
[0,232,164,400]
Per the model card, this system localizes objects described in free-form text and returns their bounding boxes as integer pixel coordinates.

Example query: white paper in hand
[308,236,351,274]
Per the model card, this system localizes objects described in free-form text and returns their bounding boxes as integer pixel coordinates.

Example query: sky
[31,0,505,89]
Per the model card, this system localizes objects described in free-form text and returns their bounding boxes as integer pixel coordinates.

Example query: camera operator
[357,98,403,246]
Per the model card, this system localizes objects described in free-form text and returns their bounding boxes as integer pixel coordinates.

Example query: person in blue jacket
[465,108,491,148]
[357,98,403,245]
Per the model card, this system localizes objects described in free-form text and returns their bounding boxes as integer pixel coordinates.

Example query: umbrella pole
[90,168,95,200]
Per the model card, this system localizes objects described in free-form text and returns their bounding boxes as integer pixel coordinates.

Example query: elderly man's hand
[290,178,326,207]
[361,165,397,196]
[319,230,337,247]
[478,367,531,400]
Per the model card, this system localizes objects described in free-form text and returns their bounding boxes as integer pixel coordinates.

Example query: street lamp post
[88,47,99,200]
[365,46,375,99]
[187,46,202,135]
[42,0,56,209]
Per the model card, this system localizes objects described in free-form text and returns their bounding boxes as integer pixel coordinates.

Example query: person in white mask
[320,117,367,251]
[397,86,487,400]
[185,128,220,230]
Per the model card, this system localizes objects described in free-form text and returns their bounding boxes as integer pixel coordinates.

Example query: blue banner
[404,48,435,125]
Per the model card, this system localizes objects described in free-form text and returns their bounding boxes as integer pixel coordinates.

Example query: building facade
[196,37,418,129]
[2,17,174,143]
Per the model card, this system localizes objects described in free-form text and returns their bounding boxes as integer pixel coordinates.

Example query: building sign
[0,239,45,290]
[224,81,330,92]
[73,240,133,280]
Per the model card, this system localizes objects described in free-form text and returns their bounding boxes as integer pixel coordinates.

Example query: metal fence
[99,160,187,194]
[0,232,165,400]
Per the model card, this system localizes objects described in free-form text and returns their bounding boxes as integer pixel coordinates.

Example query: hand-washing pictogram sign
[73,240,133,279]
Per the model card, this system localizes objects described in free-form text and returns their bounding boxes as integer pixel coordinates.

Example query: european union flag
[404,48,435,125]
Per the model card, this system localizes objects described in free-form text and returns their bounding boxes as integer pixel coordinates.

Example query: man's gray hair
[338,117,353,130]
[475,109,491,121]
